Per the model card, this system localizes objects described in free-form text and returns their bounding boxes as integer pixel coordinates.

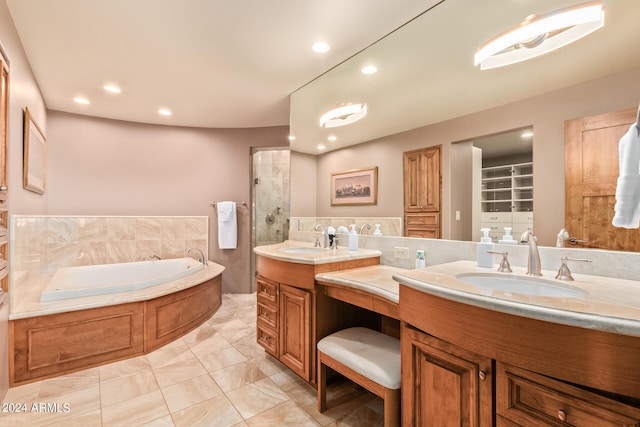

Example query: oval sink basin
[455,273,588,298]
[280,247,327,254]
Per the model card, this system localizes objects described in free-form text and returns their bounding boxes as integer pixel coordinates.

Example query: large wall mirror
[289,0,640,250]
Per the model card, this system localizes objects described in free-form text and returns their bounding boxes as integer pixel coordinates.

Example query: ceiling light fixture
[73,97,90,105]
[158,109,172,116]
[317,144,326,150]
[103,85,121,94]
[361,65,378,75]
[474,1,604,70]
[312,41,330,53]
[521,131,534,139]
[327,135,337,141]
[320,103,367,128]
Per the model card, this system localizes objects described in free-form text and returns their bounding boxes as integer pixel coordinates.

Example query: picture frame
[331,166,378,206]
[23,107,46,194]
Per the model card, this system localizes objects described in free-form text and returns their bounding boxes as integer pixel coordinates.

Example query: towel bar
[210,201,247,207]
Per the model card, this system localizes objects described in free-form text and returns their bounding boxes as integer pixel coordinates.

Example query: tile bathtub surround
[10,215,209,274]
[0,293,384,427]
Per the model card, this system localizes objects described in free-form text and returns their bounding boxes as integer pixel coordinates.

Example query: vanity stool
[317,327,401,427]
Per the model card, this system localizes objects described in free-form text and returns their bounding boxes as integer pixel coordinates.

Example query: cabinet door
[279,284,311,381]
[402,324,493,426]
[404,146,441,212]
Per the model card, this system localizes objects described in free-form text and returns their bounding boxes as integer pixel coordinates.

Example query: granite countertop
[315,265,407,303]
[10,262,225,320]
[253,240,381,265]
[393,260,640,338]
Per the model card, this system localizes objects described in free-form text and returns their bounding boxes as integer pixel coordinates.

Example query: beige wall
[297,67,640,247]
[0,0,48,400]
[47,111,288,293]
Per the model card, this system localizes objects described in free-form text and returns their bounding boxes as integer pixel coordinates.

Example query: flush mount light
[73,97,90,105]
[361,65,378,75]
[474,1,604,70]
[312,41,330,53]
[317,144,326,150]
[288,135,296,141]
[158,109,172,116]
[320,103,367,128]
[521,130,534,139]
[103,85,121,94]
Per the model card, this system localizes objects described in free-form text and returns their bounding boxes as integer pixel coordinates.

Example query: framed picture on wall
[23,107,46,194]
[331,166,378,206]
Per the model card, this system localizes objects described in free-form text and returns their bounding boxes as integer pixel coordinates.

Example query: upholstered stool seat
[317,327,401,427]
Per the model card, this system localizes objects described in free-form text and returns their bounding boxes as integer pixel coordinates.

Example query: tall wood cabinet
[403,146,441,238]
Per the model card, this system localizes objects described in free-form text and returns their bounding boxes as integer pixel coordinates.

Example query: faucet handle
[555,256,591,281]
[487,250,512,273]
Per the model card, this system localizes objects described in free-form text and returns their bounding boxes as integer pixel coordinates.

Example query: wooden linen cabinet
[403,145,442,238]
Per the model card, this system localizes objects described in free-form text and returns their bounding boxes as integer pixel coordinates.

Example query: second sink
[456,273,588,298]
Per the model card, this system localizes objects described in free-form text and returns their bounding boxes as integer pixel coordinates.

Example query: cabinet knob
[479,370,487,381]
[557,409,567,422]
[0,186,6,192]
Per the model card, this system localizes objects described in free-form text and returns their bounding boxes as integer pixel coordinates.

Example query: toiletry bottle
[415,250,426,269]
[498,227,517,244]
[477,228,494,268]
[348,224,358,251]
[373,224,382,236]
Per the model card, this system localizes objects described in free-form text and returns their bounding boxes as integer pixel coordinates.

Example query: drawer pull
[479,370,487,381]
[558,409,567,422]
[264,335,271,343]
[262,313,269,319]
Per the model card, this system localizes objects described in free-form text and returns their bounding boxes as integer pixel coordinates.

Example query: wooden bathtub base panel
[9,276,222,386]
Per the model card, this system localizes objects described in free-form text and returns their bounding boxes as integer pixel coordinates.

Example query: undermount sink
[455,273,588,298]
[280,247,327,254]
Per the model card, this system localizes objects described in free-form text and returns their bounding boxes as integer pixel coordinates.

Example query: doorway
[250,147,290,292]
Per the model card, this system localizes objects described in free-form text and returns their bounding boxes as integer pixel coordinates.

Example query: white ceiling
[5,0,434,129]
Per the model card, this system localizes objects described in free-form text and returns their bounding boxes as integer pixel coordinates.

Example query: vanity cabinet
[255,253,380,384]
[403,146,441,238]
[402,323,493,426]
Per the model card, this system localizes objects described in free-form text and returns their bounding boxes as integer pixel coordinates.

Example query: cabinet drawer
[481,212,512,223]
[512,212,533,223]
[497,362,640,427]
[256,276,278,305]
[406,228,439,239]
[405,213,439,226]
[257,302,278,330]
[256,322,278,357]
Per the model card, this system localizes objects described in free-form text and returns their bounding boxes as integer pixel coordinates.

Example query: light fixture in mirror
[320,103,367,128]
[474,1,605,70]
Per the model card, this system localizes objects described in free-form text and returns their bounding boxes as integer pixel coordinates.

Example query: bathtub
[40,257,204,302]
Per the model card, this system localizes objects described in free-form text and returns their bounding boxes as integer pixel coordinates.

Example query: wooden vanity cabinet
[402,323,494,426]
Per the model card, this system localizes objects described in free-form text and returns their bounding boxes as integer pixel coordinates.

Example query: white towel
[217,201,237,249]
[612,124,640,228]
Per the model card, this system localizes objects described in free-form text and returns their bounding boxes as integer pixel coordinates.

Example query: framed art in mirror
[23,107,46,194]
[331,166,378,206]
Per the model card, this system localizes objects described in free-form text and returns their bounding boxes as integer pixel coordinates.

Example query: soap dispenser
[373,224,382,236]
[348,224,358,251]
[498,227,517,245]
[477,228,494,268]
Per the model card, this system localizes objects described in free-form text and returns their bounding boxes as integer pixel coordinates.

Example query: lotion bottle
[415,250,426,269]
[477,228,494,268]
[348,224,358,251]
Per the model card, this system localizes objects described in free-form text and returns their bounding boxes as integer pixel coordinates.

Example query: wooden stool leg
[318,354,327,412]
[383,388,400,427]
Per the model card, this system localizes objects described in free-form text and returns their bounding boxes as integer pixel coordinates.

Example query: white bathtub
[40,257,205,302]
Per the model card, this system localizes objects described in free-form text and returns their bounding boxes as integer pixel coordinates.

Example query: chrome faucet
[150,254,161,260]
[187,247,208,266]
[314,224,327,248]
[520,231,542,276]
[359,224,372,234]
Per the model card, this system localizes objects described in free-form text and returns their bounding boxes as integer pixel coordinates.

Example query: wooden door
[402,325,493,427]
[565,108,640,251]
[279,284,311,381]
[404,146,441,212]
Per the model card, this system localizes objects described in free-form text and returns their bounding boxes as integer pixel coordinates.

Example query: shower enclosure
[250,147,290,292]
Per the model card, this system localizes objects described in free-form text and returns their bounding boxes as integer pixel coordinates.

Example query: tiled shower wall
[10,216,209,275]
[254,149,290,246]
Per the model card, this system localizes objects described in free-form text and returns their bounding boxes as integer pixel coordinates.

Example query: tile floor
[0,293,384,426]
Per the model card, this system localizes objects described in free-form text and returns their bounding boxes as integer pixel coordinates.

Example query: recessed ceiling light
[158,109,172,116]
[312,41,330,53]
[521,131,534,138]
[288,135,296,141]
[73,97,90,105]
[327,135,337,141]
[103,85,121,94]
[361,65,378,75]
[317,144,326,150]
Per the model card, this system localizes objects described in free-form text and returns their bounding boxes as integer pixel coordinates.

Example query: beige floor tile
[152,357,208,388]
[101,389,169,427]
[146,339,195,370]
[1,381,41,405]
[37,368,99,400]
[29,407,102,427]
[160,374,223,413]
[187,333,234,358]
[197,342,248,373]
[232,335,266,360]
[171,395,243,427]
[139,414,175,426]
[210,360,267,393]
[182,322,220,347]
[100,369,159,407]
[245,400,320,426]
[216,319,255,344]
[251,353,288,377]
[99,355,153,382]
[27,385,101,427]
[225,377,289,419]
